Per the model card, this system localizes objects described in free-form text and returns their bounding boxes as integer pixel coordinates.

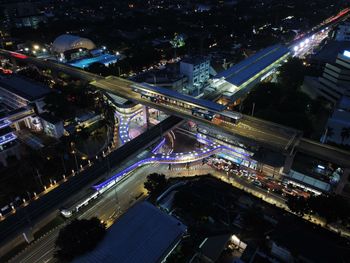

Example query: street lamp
[71,150,79,173]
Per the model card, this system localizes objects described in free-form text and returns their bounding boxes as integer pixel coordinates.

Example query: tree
[278,57,306,90]
[43,92,72,119]
[340,127,350,144]
[86,62,111,76]
[286,195,310,216]
[55,217,106,262]
[144,173,167,196]
[308,195,350,224]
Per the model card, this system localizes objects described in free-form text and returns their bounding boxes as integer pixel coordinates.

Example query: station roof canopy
[139,82,226,112]
[73,202,187,263]
[214,44,290,87]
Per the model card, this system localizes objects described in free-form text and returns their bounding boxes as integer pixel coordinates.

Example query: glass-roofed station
[210,44,290,102]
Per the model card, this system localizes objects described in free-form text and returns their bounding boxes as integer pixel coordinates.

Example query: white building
[52,34,96,54]
[180,56,210,95]
[335,22,350,41]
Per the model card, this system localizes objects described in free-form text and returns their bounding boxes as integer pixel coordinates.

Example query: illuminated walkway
[93,135,251,191]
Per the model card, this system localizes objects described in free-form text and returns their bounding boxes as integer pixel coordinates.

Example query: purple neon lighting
[0,118,11,129]
[152,137,166,154]
[117,110,143,145]
[93,133,253,191]
[196,134,251,157]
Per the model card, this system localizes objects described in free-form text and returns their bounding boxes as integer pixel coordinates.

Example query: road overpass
[0,49,350,169]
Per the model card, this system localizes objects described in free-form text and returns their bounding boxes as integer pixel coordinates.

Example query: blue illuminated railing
[0,132,16,146]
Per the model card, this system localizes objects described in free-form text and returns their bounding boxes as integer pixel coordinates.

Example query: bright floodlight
[293,46,298,52]
[343,50,350,58]
[305,38,310,44]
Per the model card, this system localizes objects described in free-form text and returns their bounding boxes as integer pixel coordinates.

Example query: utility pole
[251,102,255,117]
[36,169,43,188]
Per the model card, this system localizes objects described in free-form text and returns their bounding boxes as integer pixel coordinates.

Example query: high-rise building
[303,51,350,104]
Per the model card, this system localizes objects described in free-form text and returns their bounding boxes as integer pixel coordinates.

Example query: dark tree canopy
[286,195,309,216]
[144,173,167,196]
[286,194,350,223]
[308,195,350,223]
[55,217,106,261]
[278,57,306,90]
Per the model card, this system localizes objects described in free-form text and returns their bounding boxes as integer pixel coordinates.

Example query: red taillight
[10,52,28,59]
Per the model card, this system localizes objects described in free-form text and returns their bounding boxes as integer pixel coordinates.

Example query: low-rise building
[0,74,51,113]
[0,74,51,132]
[40,113,64,139]
[180,56,210,95]
[0,116,20,166]
[73,202,187,263]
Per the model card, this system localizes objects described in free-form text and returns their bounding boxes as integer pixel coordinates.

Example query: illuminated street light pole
[72,150,79,173]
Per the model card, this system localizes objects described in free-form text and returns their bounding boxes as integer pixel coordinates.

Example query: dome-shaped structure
[52,34,96,53]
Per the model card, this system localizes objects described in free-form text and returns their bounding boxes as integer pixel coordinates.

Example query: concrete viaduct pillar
[143,106,150,129]
[282,152,295,175]
[335,168,350,195]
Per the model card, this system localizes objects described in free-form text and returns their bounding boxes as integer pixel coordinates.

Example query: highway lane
[297,139,350,167]
[10,163,163,263]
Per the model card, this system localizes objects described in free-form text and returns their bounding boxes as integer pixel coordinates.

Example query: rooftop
[214,44,290,87]
[40,112,62,124]
[0,74,51,101]
[181,56,209,65]
[73,202,187,263]
[199,234,232,262]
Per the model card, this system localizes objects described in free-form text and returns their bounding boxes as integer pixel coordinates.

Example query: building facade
[302,51,350,104]
[335,22,350,41]
[180,56,210,95]
[0,117,20,166]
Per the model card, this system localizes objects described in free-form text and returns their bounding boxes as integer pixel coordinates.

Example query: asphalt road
[9,162,162,263]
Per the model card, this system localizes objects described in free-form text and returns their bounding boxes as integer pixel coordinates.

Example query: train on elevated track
[131,84,242,125]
